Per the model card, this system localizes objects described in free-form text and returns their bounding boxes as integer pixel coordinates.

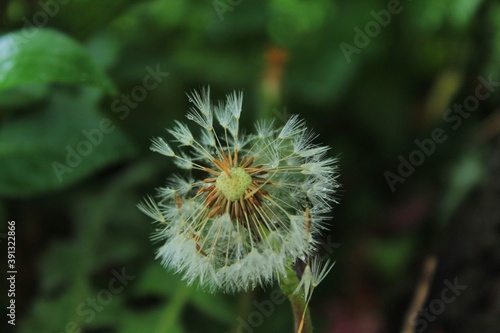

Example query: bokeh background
[1,0,500,332]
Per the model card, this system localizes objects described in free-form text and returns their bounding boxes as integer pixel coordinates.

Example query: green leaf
[119,306,186,333]
[0,29,115,93]
[134,262,184,296]
[0,88,135,197]
[19,240,95,333]
[120,262,188,333]
[438,149,485,226]
[368,236,415,281]
[151,285,191,333]
[0,84,48,109]
[134,262,235,324]
[190,290,235,324]
[268,0,331,46]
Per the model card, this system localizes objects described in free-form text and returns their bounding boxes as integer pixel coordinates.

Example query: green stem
[287,292,313,333]
[280,263,314,333]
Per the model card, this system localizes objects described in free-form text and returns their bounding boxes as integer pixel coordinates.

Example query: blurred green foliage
[1,0,499,332]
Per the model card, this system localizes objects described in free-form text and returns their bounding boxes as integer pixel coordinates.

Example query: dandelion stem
[280,263,314,333]
[288,292,313,333]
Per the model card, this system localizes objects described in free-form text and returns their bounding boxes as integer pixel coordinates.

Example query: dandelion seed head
[139,88,339,293]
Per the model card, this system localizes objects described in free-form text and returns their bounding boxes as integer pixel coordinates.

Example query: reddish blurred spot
[380,191,435,232]
[262,46,289,97]
[327,301,385,333]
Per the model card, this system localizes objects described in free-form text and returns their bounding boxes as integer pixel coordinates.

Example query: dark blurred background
[1,0,499,332]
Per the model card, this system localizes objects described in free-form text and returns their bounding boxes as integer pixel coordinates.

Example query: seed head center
[216,167,252,202]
